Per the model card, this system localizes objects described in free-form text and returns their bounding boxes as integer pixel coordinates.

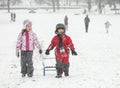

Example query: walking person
[10,12,13,22]
[16,19,42,77]
[84,15,90,33]
[104,21,111,34]
[64,15,68,30]
[13,12,16,22]
[45,23,77,78]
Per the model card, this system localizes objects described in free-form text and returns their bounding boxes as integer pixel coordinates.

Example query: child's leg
[21,51,27,76]
[63,63,70,76]
[63,53,69,76]
[56,61,63,78]
[26,51,34,77]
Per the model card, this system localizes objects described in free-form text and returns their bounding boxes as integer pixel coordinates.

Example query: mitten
[71,50,78,55]
[45,50,50,55]
[39,50,42,54]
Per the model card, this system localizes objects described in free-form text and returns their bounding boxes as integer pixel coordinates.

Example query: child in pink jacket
[16,20,42,77]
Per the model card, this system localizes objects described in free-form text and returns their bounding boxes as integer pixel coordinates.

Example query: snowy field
[0,10,120,88]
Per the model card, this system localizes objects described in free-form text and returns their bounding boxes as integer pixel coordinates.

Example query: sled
[42,57,56,76]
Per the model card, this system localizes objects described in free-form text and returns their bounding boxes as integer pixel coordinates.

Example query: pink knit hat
[23,19,32,29]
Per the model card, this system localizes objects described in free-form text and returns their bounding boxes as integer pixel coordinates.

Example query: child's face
[58,29,64,34]
[26,24,32,31]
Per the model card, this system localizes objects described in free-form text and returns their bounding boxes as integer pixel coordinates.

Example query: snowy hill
[0,11,120,88]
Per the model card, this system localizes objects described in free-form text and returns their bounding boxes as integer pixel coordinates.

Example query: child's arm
[34,33,42,50]
[68,36,78,55]
[45,37,55,55]
[33,33,43,54]
[16,33,22,57]
[47,44,54,51]
[67,37,75,50]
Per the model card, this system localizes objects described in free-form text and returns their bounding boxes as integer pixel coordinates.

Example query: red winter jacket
[47,35,75,64]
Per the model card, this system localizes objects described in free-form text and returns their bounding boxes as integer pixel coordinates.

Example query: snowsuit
[84,16,90,33]
[16,30,41,76]
[47,34,75,76]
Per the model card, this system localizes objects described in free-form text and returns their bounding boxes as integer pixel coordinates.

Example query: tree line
[0,0,120,13]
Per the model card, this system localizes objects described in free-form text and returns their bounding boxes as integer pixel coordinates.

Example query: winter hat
[55,23,66,34]
[23,19,32,29]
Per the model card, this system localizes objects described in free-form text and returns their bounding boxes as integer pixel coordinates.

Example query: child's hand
[39,49,42,54]
[45,50,50,55]
[71,50,78,55]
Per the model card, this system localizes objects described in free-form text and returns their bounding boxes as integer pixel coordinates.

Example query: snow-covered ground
[0,10,120,88]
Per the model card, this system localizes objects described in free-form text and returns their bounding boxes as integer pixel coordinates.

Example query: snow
[0,10,120,88]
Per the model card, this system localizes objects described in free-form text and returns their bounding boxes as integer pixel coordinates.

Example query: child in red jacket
[45,23,77,78]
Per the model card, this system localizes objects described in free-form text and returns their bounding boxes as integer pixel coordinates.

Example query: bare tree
[8,0,10,13]
[98,0,102,14]
[113,0,117,13]
[66,0,68,5]
[88,0,91,11]
[52,0,55,12]
[76,0,79,5]
[56,0,60,10]
[1,0,5,7]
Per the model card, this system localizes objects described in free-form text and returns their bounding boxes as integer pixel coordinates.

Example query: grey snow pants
[21,51,34,75]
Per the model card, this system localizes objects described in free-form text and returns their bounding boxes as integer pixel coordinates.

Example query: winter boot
[55,74,62,78]
[55,67,62,78]
[27,74,33,77]
[55,61,63,78]
[21,74,26,77]
[65,73,69,77]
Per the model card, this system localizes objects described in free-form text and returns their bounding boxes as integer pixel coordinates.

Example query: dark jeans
[21,51,34,75]
[85,24,89,33]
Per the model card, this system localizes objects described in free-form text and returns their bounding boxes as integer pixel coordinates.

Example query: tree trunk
[113,1,117,14]
[88,0,91,12]
[69,0,71,6]
[2,0,5,8]
[52,0,55,12]
[8,0,10,13]
[76,0,79,5]
[98,0,102,14]
[66,0,68,5]
[56,0,60,10]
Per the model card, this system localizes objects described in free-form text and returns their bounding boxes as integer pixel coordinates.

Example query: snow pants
[56,61,70,76]
[21,51,34,75]
[55,48,70,76]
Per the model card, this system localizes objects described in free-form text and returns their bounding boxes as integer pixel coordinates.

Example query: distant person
[10,12,16,22]
[10,12,13,22]
[13,12,16,22]
[64,15,68,30]
[104,21,111,34]
[84,15,90,33]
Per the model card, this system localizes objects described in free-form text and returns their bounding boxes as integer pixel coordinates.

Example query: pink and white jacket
[16,30,41,52]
